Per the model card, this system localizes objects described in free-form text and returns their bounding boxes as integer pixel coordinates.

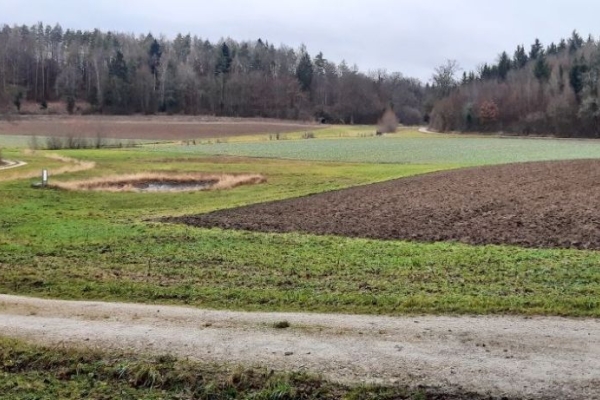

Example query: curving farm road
[0,295,598,399]
[0,159,27,170]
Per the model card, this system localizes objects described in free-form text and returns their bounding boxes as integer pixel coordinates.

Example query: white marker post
[42,169,48,187]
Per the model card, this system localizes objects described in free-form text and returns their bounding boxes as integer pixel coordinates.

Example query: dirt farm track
[172,159,600,250]
[0,115,317,140]
[1,294,599,399]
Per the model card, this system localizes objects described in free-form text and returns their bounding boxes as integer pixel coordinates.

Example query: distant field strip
[167,135,600,165]
[0,117,321,141]
[0,134,155,149]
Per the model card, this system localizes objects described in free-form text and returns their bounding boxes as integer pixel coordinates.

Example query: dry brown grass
[51,172,266,192]
[377,108,399,134]
[44,154,96,175]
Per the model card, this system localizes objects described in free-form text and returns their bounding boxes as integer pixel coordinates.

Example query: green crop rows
[163,132,600,165]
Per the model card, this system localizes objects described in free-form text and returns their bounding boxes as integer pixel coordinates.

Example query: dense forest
[0,23,424,124]
[430,31,600,137]
[2,23,599,137]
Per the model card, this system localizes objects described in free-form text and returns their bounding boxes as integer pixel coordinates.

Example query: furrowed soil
[0,115,318,140]
[171,159,600,250]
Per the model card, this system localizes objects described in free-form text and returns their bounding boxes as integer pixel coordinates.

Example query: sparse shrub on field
[28,135,40,151]
[95,133,105,149]
[43,134,120,150]
[65,135,89,149]
[377,107,399,134]
[45,136,64,150]
[302,132,315,139]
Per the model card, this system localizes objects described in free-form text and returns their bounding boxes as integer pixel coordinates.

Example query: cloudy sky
[2,0,599,82]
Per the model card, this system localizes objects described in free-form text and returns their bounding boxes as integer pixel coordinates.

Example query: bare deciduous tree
[0,23,426,124]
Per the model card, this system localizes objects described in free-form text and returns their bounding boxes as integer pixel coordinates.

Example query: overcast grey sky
[2,0,600,82]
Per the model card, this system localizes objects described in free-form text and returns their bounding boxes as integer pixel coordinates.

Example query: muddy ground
[171,160,600,250]
[0,115,318,140]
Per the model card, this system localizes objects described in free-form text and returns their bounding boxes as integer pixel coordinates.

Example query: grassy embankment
[1,128,600,316]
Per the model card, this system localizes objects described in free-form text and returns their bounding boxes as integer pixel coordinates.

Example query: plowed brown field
[171,160,600,250]
[0,115,317,140]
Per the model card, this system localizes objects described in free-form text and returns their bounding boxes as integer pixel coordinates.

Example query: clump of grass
[273,320,291,329]
[213,173,266,190]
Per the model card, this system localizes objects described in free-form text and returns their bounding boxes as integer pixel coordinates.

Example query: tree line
[0,23,425,124]
[430,31,600,137]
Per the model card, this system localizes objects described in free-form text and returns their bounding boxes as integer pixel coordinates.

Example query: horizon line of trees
[0,22,426,125]
[430,31,600,138]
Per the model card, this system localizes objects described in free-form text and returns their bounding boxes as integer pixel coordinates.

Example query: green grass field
[1,128,600,317]
[2,125,600,399]
[162,129,600,165]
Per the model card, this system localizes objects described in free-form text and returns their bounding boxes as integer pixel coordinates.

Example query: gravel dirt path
[0,295,598,399]
[0,160,26,170]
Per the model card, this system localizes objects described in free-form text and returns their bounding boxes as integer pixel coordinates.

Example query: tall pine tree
[513,45,528,69]
[534,55,551,82]
[529,39,543,59]
[497,51,511,80]
[296,51,314,92]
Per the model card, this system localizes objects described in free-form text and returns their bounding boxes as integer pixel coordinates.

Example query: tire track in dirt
[0,295,599,399]
[0,154,95,182]
[0,160,27,170]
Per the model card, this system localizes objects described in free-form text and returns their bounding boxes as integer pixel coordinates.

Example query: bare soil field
[171,160,600,250]
[0,115,318,140]
[0,295,598,399]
